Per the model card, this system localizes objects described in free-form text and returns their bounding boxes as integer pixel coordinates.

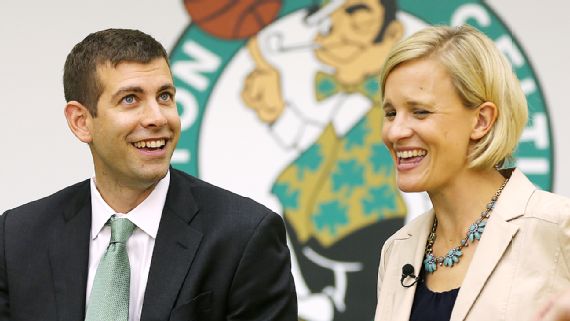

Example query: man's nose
[141,100,168,128]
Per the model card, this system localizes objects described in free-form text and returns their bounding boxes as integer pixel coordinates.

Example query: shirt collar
[90,171,170,240]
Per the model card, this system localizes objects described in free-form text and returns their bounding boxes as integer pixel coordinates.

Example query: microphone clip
[400,263,420,288]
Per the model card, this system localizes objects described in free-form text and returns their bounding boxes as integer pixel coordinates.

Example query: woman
[374,25,570,321]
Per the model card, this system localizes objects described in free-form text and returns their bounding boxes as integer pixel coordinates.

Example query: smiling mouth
[396,149,427,165]
[132,139,166,151]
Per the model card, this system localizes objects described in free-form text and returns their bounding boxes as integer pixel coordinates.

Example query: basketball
[184,0,282,40]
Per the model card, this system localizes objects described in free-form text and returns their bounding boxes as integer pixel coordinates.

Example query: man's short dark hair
[63,28,169,116]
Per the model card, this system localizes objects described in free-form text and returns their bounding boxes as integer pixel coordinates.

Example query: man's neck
[94,178,158,214]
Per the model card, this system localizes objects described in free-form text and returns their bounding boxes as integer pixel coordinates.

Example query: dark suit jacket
[0,169,297,321]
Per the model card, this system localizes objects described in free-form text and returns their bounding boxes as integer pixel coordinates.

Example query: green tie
[85,216,136,321]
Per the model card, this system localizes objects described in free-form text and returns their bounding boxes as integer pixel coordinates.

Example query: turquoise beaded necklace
[423,178,509,273]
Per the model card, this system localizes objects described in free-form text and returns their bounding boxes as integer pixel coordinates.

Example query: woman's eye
[384,110,396,119]
[414,110,431,117]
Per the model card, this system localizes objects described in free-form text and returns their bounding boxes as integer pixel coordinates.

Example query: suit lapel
[141,171,203,321]
[49,181,92,321]
[451,169,535,320]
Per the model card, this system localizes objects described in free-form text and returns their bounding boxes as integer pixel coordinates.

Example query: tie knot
[109,217,135,244]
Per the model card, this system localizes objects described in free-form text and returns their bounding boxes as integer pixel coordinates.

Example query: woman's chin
[397,181,426,194]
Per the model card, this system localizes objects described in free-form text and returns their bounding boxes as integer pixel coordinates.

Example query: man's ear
[64,101,93,143]
[471,101,498,140]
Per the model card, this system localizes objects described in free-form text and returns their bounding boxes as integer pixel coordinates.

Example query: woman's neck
[428,169,507,244]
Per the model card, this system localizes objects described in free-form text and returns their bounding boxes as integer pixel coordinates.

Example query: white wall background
[0,0,568,213]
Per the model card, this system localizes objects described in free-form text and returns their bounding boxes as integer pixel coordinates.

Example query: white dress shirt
[86,172,170,321]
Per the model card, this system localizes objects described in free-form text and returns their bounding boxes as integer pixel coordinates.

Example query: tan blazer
[374,169,570,321]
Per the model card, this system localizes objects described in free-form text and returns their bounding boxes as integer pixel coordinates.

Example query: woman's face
[381,57,478,194]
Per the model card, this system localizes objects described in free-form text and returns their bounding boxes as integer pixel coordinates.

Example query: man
[0,28,297,321]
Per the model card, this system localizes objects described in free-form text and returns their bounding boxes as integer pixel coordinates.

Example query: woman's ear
[471,101,498,140]
[64,101,93,143]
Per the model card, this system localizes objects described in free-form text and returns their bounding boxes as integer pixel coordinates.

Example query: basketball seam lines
[234,0,281,38]
[191,1,236,24]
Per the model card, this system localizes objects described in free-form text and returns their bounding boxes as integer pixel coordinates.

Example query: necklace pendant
[422,178,509,274]
[424,253,437,273]
[467,221,487,243]
[443,248,463,267]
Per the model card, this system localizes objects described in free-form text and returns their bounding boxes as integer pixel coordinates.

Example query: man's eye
[122,95,136,105]
[159,92,172,102]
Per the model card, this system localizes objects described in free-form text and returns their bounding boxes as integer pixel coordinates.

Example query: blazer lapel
[141,171,203,321]
[451,169,535,321]
[48,181,92,321]
[450,214,519,320]
[390,211,434,321]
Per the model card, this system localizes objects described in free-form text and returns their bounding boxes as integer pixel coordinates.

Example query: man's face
[87,58,180,189]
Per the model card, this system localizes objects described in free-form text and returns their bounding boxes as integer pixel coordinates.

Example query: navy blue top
[409,271,459,321]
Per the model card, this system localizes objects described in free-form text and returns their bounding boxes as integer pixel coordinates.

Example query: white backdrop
[0,0,568,213]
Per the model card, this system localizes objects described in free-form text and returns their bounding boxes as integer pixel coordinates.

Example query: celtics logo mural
[169,1,554,320]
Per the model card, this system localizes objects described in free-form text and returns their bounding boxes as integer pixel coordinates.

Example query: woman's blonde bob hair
[380,25,528,169]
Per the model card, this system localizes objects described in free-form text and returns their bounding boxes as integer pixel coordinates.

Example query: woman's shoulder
[526,189,570,223]
[503,168,570,224]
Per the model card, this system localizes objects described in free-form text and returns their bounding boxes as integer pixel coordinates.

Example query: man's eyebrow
[110,84,176,101]
[111,86,144,102]
[158,84,176,93]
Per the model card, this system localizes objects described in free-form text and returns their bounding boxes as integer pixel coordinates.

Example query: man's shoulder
[4,179,90,219]
[170,169,277,222]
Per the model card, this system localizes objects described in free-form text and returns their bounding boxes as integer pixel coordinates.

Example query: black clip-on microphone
[400,263,420,288]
